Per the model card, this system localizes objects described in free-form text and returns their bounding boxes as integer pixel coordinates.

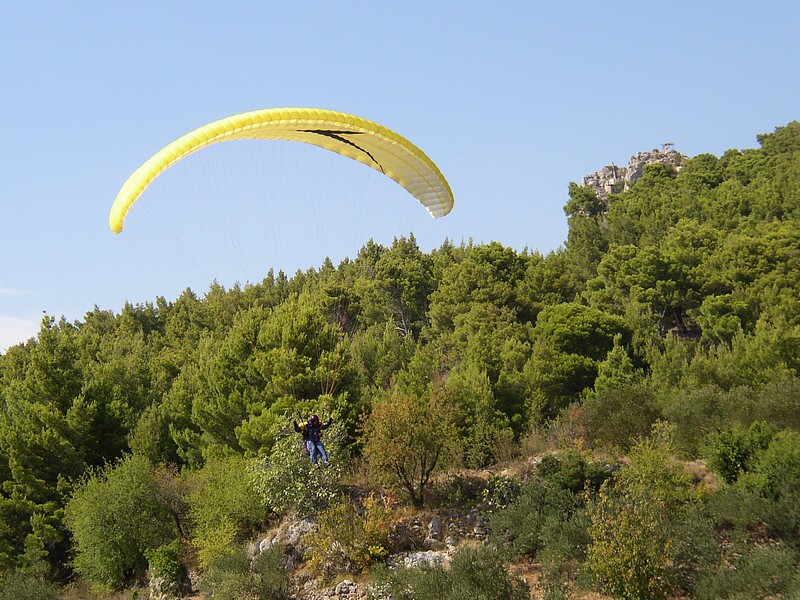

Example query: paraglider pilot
[294,414,333,468]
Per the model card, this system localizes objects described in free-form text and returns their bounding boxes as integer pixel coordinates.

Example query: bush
[706,484,771,532]
[537,506,592,596]
[371,545,529,600]
[660,385,724,457]
[739,428,800,498]
[582,382,661,451]
[429,473,486,508]
[0,569,58,600]
[305,494,393,579]
[489,477,580,559]
[187,454,270,568]
[64,454,177,589]
[199,545,290,600]
[537,449,612,494]
[144,539,186,596]
[695,544,800,600]
[481,473,522,512]
[702,421,777,483]
[586,436,697,600]
[250,422,346,517]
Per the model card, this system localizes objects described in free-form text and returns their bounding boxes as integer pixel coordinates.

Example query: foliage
[428,472,487,508]
[249,421,346,517]
[481,473,522,512]
[371,545,530,600]
[64,454,177,590]
[199,545,290,600]
[702,421,777,483]
[0,569,59,600]
[144,539,185,596]
[185,455,269,568]
[2,120,800,590]
[445,363,514,468]
[489,476,582,560]
[305,493,393,578]
[739,428,800,498]
[583,382,662,451]
[695,544,800,600]
[363,388,458,507]
[586,435,703,600]
[536,449,612,494]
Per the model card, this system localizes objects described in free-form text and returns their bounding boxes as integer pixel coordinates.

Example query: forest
[1,121,800,599]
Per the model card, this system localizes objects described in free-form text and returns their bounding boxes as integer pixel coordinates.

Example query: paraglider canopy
[109,107,454,234]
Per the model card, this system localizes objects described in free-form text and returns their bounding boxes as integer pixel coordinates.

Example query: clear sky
[2,1,800,352]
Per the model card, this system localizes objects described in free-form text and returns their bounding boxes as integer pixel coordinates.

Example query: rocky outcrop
[242,507,493,600]
[583,143,685,200]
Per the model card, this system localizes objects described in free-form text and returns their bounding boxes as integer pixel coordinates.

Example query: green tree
[587,434,703,600]
[363,389,458,507]
[64,454,177,590]
[445,363,513,468]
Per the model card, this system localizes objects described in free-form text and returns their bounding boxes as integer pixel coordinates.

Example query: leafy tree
[428,241,526,333]
[445,362,513,468]
[371,234,435,337]
[250,421,346,517]
[583,382,661,451]
[363,389,458,507]
[516,249,581,323]
[587,434,702,599]
[186,455,269,563]
[563,182,610,284]
[64,454,177,590]
[522,302,630,421]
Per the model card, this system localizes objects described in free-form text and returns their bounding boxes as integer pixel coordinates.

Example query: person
[294,414,332,468]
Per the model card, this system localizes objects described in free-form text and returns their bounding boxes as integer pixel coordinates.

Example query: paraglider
[109,107,454,234]
[294,413,333,469]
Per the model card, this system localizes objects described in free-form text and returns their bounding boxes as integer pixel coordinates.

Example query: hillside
[1,121,800,599]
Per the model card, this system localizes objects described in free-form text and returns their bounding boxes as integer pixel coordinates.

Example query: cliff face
[582,143,685,200]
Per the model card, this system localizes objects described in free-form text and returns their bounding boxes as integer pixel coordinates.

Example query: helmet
[310,414,320,425]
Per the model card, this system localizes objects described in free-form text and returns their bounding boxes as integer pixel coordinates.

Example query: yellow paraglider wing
[109,107,454,233]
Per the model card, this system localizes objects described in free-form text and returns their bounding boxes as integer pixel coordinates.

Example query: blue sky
[2,1,800,352]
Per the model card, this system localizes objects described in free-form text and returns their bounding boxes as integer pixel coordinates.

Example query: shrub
[187,454,270,567]
[660,385,723,457]
[481,473,522,512]
[703,421,777,483]
[695,544,800,600]
[586,436,697,600]
[537,449,612,494]
[0,569,58,600]
[64,454,177,590]
[739,428,800,498]
[582,382,661,451]
[706,483,759,525]
[537,506,592,596]
[199,545,290,600]
[305,494,393,579]
[188,455,268,537]
[145,539,186,597]
[429,473,486,508]
[371,545,530,600]
[250,422,346,517]
[489,477,580,559]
